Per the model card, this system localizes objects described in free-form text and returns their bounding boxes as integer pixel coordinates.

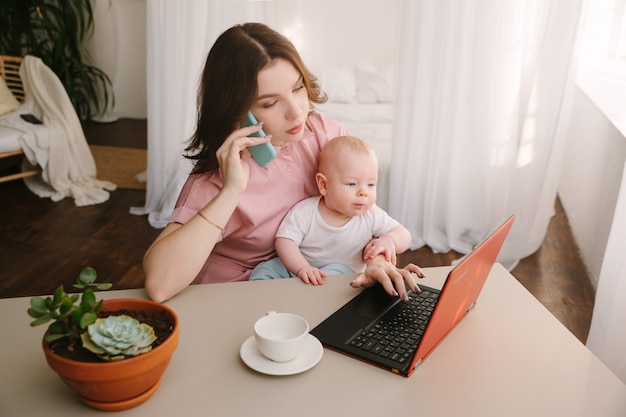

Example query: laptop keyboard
[348,289,440,365]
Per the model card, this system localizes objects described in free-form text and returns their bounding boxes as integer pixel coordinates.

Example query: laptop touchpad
[348,286,397,320]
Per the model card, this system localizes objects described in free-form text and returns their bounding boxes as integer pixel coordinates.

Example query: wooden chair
[0,55,41,183]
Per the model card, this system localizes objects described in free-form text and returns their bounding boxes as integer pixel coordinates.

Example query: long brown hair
[186,22,327,174]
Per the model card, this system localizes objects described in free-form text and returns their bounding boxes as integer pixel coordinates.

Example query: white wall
[265,0,402,68]
[86,0,147,119]
[558,87,626,288]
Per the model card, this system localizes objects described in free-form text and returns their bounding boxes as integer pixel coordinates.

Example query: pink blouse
[169,114,348,283]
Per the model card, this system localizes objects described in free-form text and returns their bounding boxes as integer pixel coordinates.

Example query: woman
[143,23,422,302]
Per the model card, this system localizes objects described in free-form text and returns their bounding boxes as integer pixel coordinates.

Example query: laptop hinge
[413,359,423,370]
[467,302,476,313]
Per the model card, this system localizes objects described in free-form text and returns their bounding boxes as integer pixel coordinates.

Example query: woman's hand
[350,256,424,301]
[144,124,272,303]
[216,124,272,195]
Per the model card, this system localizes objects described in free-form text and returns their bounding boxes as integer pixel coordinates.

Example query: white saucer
[240,334,323,376]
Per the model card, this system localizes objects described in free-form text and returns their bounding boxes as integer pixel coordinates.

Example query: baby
[250,135,411,284]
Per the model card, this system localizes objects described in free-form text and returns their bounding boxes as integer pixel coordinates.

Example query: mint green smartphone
[242,111,276,167]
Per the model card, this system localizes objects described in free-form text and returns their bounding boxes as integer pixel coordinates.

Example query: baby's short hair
[319,135,374,171]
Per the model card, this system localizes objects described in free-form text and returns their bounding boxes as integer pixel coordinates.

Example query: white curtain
[388,0,584,268]
[131,0,265,227]
[586,160,626,384]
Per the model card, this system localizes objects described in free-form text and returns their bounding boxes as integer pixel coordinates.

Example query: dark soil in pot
[48,309,175,363]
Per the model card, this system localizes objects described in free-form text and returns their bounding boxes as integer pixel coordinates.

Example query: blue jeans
[249,257,354,280]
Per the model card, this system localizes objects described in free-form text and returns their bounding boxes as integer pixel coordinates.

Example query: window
[577,0,626,137]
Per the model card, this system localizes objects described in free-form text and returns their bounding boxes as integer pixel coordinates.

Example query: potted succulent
[27,267,179,411]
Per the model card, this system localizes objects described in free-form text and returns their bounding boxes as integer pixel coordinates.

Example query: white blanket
[4,55,116,206]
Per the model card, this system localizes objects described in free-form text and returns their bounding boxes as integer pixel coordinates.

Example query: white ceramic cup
[253,311,309,362]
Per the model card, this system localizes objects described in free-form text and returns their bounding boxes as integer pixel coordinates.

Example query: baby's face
[322,150,378,217]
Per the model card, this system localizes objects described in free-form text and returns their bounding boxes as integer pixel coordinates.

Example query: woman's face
[251,58,310,146]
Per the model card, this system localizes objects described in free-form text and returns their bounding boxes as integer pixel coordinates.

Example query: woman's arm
[143,188,241,302]
[143,124,270,302]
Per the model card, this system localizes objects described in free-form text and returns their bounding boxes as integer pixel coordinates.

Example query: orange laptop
[310,215,515,377]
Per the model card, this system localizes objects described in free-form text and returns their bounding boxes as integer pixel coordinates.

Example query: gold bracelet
[197,211,225,232]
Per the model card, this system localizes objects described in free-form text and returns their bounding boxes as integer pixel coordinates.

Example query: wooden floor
[0,119,596,343]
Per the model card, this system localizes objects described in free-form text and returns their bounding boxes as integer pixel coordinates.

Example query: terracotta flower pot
[42,298,179,411]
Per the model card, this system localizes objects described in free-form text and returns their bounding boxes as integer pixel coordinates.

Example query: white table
[1,264,625,416]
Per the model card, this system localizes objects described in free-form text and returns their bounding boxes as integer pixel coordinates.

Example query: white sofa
[313,62,395,209]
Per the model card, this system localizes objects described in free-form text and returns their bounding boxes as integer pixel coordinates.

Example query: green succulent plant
[27,267,113,350]
[81,315,157,361]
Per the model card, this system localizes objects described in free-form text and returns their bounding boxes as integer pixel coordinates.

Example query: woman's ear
[315,172,328,195]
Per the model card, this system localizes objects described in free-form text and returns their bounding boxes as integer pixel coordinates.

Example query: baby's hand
[363,236,397,265]
[297,266,327,286]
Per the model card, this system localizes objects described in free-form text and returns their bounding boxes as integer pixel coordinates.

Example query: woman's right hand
[216,123,272,195]
[350,257,424,301]
[144,123,271,303]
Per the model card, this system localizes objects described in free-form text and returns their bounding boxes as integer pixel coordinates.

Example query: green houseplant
[27,267,180,411]
[0,0,114,120]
